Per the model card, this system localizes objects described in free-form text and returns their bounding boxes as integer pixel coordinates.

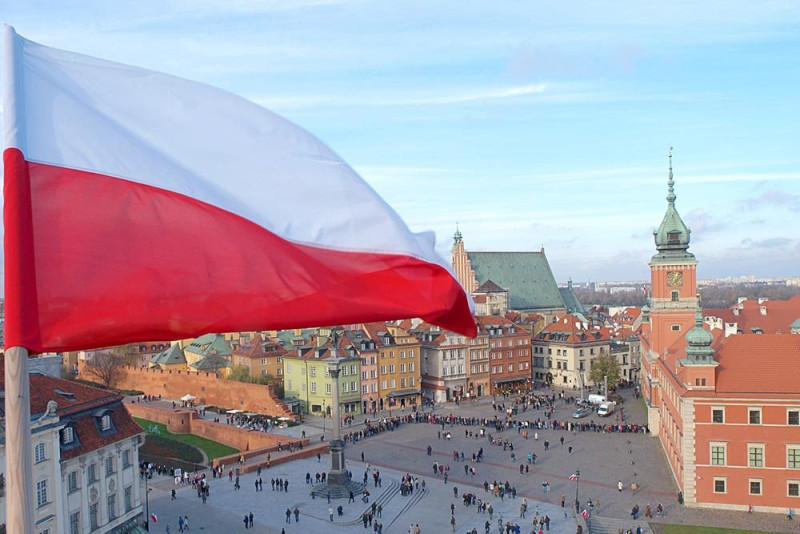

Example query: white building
[1,372,144,533]
[418,326,469,403]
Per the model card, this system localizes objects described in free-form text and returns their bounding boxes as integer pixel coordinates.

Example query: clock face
[667,271,683,287]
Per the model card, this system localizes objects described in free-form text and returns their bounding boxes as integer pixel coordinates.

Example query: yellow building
[363,322,421,410]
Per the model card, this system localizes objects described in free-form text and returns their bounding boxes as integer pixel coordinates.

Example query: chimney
[760,305,767,316]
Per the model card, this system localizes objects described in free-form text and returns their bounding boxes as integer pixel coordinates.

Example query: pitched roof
[559,286,587,315]
[475,279,507,293]
[151,344,186,366]
[0,370,142,460]
[534,314,612,344]
[704,296,800,335]
[233,334,288,358]
[714,334,800,394]
[466,251,565,311]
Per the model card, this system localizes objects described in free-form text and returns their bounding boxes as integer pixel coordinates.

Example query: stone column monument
[313,335,365,498]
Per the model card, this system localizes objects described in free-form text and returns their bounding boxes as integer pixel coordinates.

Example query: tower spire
[666,145,676,206]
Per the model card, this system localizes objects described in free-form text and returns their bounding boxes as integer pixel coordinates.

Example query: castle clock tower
[646,150,699,356]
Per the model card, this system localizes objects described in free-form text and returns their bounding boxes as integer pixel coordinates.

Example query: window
[400,378,406,388]
[389,364,395,373]
[105,456,115,476]
[125,486,133,512]
[748,445,764,467]
[123,449,131,468]
[749,408,761,425]
[380,366,386,374]
[362,385,368,394]
[261,358,267,365]
[788,447,800,469]
[710,444,726,466]
[409,362,415,372]
[400,364,406,373]
[309,367,316,377]
[36,479,47,507]
[89,503,99,530]
[88,463,97,483]
[713,478,726,494]
[68,471,79,492]
[69,511,80,534]
[390,379,396,388]
[712,408,724,424]
[409,377,415,386]
[789,482,799,497]
[325,383,331,394]
[789,410,799,426]
[34,443,46,464]
[671,324,681,331]
[400,351,405,359]
[350,364,356,375]
[62,426,75,445]
[749,479,762,495]
[100,414,112,431]
[671,290,679,302]
[107,494,116,520]
[310,382,316,393]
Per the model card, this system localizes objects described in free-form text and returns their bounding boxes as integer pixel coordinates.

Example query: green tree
[589,353,621,388]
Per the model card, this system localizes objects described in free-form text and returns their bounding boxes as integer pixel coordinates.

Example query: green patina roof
[790,317,800,329]
[150,344,186,366]
[466,251,565,311]
[652,152,695,264]
[190,353,230,370]
[185,333,232,357]
[684,307,716,364]
[559,283,586,315]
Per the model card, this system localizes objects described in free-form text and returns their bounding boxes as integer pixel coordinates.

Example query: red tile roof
[714,334,800,394]
[534,314,612,343]
[704,295,800,335]
[0,365,143,461]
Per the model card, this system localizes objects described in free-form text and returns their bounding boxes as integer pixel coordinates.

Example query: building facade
[0,372,143,534]
[532,314,612,387]
[282,345,361,416]
[418,326,469,403]
[641,155,800,513]
[363,323,421,410]
[479,316,532,394]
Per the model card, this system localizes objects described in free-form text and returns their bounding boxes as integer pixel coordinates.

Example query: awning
[492,377,529,385]
[386,389,420,398]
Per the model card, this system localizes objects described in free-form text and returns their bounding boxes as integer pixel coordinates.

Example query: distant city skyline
[1,1,799,287]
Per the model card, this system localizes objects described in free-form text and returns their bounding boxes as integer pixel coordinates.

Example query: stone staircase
[586,515,653,534]
[339,480,401,525]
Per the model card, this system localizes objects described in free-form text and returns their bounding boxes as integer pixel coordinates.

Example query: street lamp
[574,469,581,514]
[144,471,152,531]
[322,399,327,433]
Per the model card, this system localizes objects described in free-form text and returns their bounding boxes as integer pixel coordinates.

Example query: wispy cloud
[740,189,800,212]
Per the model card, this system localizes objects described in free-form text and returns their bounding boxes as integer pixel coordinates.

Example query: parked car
[572,407,591,419]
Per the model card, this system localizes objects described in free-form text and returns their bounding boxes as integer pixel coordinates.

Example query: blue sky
[3,0,800,282]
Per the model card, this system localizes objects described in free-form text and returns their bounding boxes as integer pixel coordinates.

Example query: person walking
[329,507,334,521]
[285,508,291,523]
[248,513,253,529]
[450,515,456,532]
[293,507,300,522]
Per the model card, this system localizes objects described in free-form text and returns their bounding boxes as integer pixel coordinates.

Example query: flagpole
[4,346,35,533]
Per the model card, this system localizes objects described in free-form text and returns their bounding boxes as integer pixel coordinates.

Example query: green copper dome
[685,306,714,362]
[652,150,695,263]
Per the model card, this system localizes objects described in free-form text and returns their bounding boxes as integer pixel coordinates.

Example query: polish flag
[568,474,578,480]
[150,513,158,523]
[2,26,475,353]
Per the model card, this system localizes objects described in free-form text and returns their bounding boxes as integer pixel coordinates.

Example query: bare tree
[82,345,139,388]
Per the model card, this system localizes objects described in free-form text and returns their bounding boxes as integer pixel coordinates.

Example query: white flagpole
[3,25,35,533]
[4,346,34,533]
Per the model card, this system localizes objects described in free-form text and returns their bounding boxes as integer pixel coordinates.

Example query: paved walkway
[144,455,577,533]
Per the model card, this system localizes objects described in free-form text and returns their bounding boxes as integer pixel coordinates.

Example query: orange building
[641,155,800,513]
[230,333,288,383]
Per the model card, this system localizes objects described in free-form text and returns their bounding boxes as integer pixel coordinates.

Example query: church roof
[558,285,586,315]
[466,251,565,311]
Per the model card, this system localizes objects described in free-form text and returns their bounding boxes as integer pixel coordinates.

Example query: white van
[597,402,615,417]
[587,394,608,405]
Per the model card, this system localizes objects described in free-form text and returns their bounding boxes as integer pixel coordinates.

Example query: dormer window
[62,426,75,445]
[668,231,680,243]
[384,336,390,345]
[101,415,112,431]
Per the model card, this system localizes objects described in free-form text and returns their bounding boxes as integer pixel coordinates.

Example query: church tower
[647,150,698,356]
